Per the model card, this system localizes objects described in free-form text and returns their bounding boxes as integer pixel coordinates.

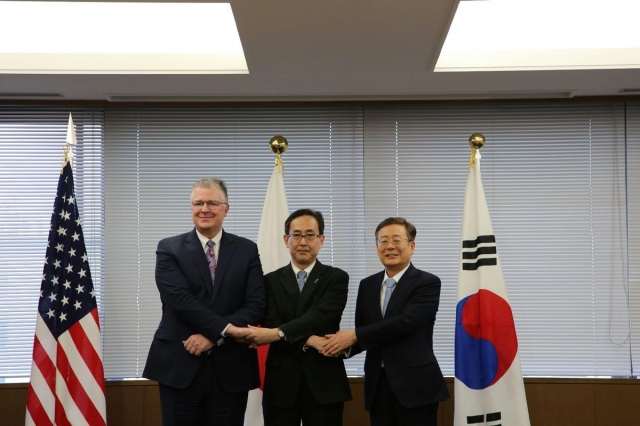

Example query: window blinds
[626,102,640,376]
[103,106,365,378]
[0,101,637,381]
[364,102,632,376]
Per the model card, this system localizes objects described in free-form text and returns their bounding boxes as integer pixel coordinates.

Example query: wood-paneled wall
[3,377,639,426]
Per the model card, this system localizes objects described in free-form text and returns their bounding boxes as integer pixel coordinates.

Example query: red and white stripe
[26,309,106,426]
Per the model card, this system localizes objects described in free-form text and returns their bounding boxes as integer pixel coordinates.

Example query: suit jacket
[351,263,449,410]
[262,261,352,408]
[143,229,266,392]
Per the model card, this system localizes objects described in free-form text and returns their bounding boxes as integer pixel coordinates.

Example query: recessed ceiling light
[435,0,640,72]
[0,1,248,74]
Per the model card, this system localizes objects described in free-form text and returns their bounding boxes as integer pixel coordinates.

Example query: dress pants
[158,356,248,426]
[369,368,439,426]
[263,375,344,426]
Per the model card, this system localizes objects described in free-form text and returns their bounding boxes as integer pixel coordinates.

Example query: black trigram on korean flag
[462,235,497,270]
[467,411,501,425]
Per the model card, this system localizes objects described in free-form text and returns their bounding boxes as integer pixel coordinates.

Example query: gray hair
[191,178,228,203]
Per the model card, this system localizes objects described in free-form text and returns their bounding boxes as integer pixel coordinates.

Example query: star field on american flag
[39,163,97,337]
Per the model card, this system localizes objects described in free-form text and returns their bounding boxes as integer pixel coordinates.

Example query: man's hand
[226,325,252,343]
[246,325,280,348]
[305,335,328,353]
[323,330,357,357]
[183,334,214,356]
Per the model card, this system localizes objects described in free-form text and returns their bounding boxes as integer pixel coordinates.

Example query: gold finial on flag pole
[468,133,485,170]
[269,135,288,173]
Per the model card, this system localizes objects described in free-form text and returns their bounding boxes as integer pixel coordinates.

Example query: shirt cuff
[221,323,231,337]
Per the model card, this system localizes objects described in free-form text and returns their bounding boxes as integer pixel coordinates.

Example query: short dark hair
[375,217,416,242]
[284,209,325,235]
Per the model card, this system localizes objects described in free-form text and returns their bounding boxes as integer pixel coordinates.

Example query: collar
[196,228,222,250]
[383,263,410,285]
[291,260,317,278]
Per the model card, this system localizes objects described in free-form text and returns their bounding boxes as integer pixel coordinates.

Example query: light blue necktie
[382,278,397,316]
[297,270,307,292]
[205,240,216,284]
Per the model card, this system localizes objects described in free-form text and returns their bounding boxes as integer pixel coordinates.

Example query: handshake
[238,326,358,358]
[182,325,357,358]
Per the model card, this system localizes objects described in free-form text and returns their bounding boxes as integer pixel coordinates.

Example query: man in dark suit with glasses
[143,177,265,426]
[323,217,449,426]
[246,208,352,426]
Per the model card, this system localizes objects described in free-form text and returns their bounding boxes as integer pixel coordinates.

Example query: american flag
[26,161,106,426]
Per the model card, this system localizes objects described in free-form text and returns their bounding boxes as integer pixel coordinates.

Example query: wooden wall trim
[3,377,640,426]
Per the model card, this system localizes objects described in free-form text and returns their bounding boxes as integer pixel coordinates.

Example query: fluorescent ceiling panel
[0,2,248,74]
[435,0,640,72]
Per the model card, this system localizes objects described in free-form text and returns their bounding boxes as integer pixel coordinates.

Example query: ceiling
[2,0,640,102]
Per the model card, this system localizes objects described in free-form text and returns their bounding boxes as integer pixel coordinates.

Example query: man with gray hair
[144,177,266,426]
[323,217,449,426]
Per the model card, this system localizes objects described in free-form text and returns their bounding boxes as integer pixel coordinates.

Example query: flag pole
[246,135,291,426]
[27,113,107,426]
[455,132,531,426]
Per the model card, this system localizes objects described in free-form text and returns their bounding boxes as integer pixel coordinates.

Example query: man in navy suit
[244,209,352,426]
[143,177,266,426]
[324,217,449,426]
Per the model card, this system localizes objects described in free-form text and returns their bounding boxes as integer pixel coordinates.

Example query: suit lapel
[211,230,236,302]
[277,263,300,305]
[365,270,385,322]
[296,261,327,315]
[184,229,213,298]
[384,263,417,318]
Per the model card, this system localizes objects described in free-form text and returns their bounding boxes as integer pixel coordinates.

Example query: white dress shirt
[291,261,316,282]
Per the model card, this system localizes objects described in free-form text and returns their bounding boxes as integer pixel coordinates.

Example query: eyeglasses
[287,233,322,242]
[376,238,410,247]
[191,200,228,209]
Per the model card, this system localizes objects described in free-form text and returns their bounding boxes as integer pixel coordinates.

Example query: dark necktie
[297,270,307,292]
